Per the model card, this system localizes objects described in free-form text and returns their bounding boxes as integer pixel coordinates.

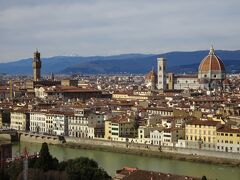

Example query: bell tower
[32,50,41,81]
[157,58,167,90]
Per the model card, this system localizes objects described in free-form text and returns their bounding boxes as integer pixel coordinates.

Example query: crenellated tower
[32,50,41,81]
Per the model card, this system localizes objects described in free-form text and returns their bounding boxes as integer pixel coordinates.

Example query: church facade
[145,46,226,90]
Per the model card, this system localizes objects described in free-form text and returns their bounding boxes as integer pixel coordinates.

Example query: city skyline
[0,0,240,62]
[1,1,240,180]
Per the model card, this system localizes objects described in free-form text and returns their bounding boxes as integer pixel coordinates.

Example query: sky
[0,0,240,62]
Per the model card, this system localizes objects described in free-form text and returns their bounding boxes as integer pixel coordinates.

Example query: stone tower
[32,50,41,81]
[9,80,14,100]
[157,58,167,90]
[168,72,174,90]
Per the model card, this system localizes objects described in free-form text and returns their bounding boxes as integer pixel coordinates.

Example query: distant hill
[0,50,240,75]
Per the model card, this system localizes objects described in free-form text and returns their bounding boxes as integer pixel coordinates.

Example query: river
[12,141,240,180]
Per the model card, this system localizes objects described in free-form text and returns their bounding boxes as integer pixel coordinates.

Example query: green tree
[64,157,111,180]
[33,142,58,172]
[201,176,207,180]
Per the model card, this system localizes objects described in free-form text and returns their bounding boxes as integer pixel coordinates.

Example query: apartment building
[10,110,30,131]
[30,111,46,133]
[185,120,219,150]
[216,126,240,153]
[107,115,137,141]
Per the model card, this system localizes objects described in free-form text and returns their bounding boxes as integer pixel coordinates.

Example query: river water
[12,141,240,180]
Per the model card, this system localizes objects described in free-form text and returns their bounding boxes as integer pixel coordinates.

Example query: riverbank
[12,141,240,180]
[2,134,240,168]
[61,141,240,167]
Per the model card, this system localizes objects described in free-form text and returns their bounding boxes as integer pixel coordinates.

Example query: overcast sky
[0,0,240,62]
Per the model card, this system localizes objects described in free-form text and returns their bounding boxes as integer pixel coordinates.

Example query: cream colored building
[49,111,68,136]
[68,113,88,138]
[30,112,46,133]
[150,127,184,147]
[10,110,29,131]
[34,87,48,99]
[68,108,105,138]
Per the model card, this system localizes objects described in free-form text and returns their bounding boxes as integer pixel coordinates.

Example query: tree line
[0,142,111,180]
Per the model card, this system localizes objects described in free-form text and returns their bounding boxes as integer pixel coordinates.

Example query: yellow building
[216,126,240,153]
[185,120,219,150]
[104,120,112,140]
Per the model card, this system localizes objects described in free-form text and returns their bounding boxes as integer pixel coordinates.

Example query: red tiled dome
[145,69,157,81]
[198,46,225,72]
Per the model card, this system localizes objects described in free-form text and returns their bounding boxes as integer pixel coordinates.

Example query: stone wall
[65,137,240,160]
[0,134,11,141]
[176,147,240,160]
[19,132,60,145]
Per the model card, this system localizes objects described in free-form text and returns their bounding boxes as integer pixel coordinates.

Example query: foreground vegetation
[0,142,111,180]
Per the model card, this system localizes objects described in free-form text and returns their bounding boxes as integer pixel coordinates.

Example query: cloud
[0,0,240,61]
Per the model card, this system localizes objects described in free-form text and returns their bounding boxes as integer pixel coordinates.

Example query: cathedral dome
[198,46,225,73]
[145,69,157,81]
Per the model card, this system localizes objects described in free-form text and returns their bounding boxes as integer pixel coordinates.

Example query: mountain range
[0,50,240,75]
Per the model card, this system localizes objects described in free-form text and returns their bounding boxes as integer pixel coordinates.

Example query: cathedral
[145,46,227,90]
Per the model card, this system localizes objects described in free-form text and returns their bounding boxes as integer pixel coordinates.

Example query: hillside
[0,50,240,75]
